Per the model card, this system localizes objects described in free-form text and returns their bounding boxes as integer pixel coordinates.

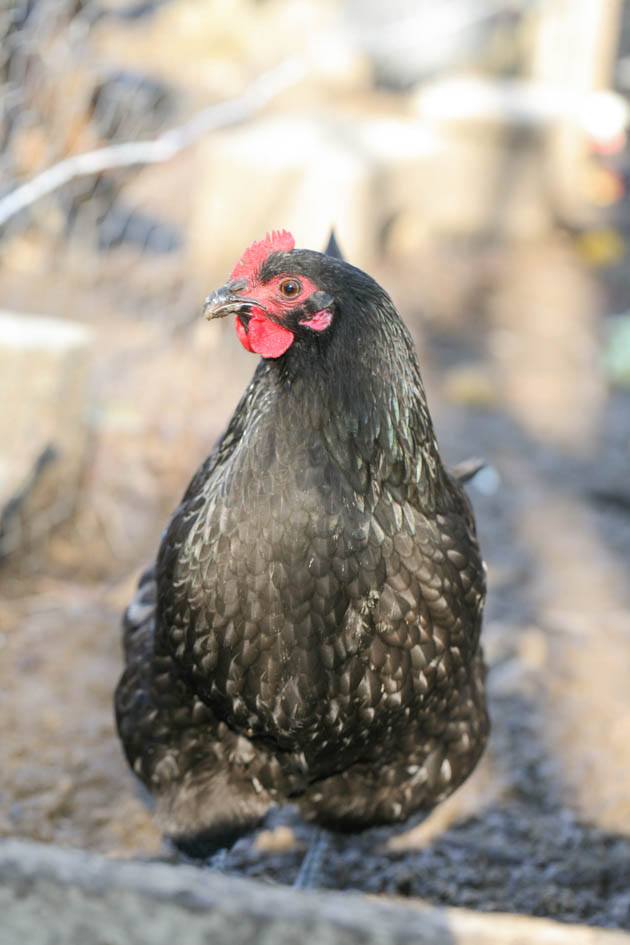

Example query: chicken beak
[203,284,253,320]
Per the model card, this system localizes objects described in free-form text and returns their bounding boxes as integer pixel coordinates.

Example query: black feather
[324,229,345,261]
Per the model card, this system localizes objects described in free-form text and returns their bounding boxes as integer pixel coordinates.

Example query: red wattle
[235,312,294,359]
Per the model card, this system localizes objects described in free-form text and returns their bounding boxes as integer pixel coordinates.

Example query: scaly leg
[293,828,333,889]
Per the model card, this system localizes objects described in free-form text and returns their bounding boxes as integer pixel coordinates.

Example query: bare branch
[0,58,306,230]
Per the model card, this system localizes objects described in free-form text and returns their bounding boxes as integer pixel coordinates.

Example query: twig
[0,57,306,229]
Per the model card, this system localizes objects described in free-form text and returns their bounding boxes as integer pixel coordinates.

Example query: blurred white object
[343,0,527,87]
[471,465,501,497]
[414,77,629,144]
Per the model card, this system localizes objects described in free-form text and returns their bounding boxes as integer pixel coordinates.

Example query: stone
[188,102,552,288]
[0,312,92,558]
[188,116,379,288]
[1,839,629,945]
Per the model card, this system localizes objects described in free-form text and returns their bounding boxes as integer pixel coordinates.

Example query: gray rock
[0,312,92,558]
[1,839,629,945]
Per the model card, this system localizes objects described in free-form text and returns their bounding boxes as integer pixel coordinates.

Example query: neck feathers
[269,293,446,503]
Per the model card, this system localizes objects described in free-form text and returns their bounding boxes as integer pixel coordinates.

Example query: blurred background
[1,0,630,926]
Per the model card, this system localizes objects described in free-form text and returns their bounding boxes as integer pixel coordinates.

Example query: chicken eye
[279,278,301,298]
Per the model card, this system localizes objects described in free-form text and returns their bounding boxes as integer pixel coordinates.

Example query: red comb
[231,230,295,280]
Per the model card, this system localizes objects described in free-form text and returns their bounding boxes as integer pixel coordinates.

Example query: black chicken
[115,231,489,880]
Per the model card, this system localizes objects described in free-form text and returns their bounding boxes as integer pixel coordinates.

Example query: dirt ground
[1,232,630,931]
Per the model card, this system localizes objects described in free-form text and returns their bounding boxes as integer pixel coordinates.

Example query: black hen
[115,231,489,860]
